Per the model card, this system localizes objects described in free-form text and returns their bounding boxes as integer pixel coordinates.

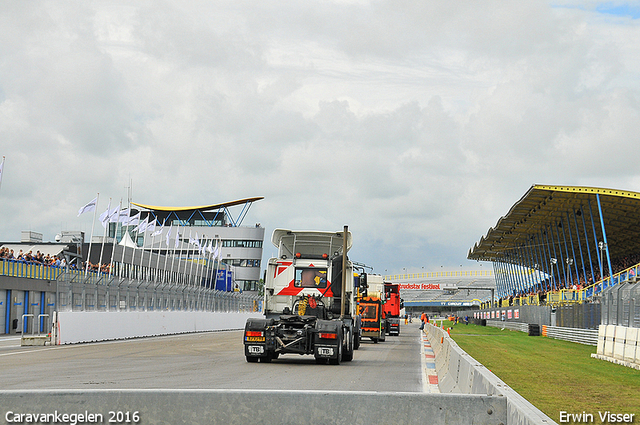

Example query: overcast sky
[1,1,639,276]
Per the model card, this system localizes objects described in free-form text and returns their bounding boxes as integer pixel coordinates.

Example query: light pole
[565,258,573,288]
[598,241,607,280]
[550,258,557,290]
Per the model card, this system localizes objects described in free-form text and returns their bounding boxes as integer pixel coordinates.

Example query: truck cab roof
[271,229,352,260]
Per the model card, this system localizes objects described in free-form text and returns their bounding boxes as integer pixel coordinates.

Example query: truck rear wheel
[341,326,354,362]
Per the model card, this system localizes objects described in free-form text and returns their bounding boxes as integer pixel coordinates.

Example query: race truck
[357,273,386,343]
[244,227,359,365]
[383,281,403,335]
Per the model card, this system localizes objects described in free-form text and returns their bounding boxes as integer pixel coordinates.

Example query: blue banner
[215,269,234,291]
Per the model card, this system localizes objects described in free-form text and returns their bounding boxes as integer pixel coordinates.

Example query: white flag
[134,216,149,233]
[206,240,213,254]
[146,218,157,233]
[152,222,164,237]
[108,206,121,223]
[77,196,98,217]
[116,208,131,223]
[165,225,172,246]
[126,212,141,226]
[174,223,180,248]
[99,201,114,227]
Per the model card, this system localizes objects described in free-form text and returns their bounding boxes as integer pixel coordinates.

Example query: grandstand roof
[131,197,264,212]
[130,197,264,227]
[468,185,640,265]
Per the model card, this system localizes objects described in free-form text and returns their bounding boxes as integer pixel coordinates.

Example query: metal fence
[55,269,262,313]
[601,280,640,327]
[555,303,601,329]
[458,303,602,330]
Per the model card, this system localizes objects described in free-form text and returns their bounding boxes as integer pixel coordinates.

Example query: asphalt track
[0,323,423,392]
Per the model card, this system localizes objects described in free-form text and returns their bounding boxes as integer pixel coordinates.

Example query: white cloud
[1,1,639,275]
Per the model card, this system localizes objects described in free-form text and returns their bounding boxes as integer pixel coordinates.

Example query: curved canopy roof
[131,197,264,212]
[468,185,640,265]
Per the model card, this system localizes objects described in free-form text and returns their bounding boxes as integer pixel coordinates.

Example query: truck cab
[244,228,358,364]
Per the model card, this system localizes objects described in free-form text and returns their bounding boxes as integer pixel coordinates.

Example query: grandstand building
[113,197,265,292]
[468,185,640,306]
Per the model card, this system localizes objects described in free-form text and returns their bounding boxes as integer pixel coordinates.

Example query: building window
[221,240,263,248]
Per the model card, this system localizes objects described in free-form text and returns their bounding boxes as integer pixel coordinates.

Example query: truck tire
[246,356,259,363]
[342,325,354,362]
[354,333,361,350]
[354,316,361,350]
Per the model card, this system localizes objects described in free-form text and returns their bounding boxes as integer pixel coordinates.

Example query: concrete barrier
[591,324,640,370]
[0,390,507,425]
[424,323,557,425]
[56,311,262,344]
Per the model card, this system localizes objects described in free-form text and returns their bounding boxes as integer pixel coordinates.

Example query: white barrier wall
[424,323,557,425]
[592,324,640,370]
[56,311,263,344]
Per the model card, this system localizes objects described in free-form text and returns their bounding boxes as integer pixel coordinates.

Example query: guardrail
[542,325,598,346]
[483,319,597,346]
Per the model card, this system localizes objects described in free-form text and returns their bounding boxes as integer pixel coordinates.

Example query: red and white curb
[421,330,440,393]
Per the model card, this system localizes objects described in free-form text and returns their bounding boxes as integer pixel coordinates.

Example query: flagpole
[196,237,208,309]
[212,238,221,291]
[107,199,122,279]
[155,218,167,280]
[85,193,100,274]
[138,218,155,282]
[131,216,147,281]
[148,219,162,283]
[120,211,139,278]
[169,222,180,284]
[0,156,5,193]
[175,226,187,286]
[97,198,112,274]
[207,240,217,289]
[162,224,172,283]
[188,230,196,285]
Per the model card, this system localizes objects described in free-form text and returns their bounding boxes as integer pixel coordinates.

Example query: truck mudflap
[244,318,275,363]
[314,320,343,365]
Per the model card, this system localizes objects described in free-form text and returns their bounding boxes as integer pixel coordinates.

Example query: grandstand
[467,185,640,308]
[384,271,496,316]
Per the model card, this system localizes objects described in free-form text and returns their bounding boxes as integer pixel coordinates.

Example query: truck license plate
[248,346,264,354]
[246,336,265,342]
[318,347,333,356]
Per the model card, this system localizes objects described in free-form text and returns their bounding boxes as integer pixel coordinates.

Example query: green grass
[441,322,640,422]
